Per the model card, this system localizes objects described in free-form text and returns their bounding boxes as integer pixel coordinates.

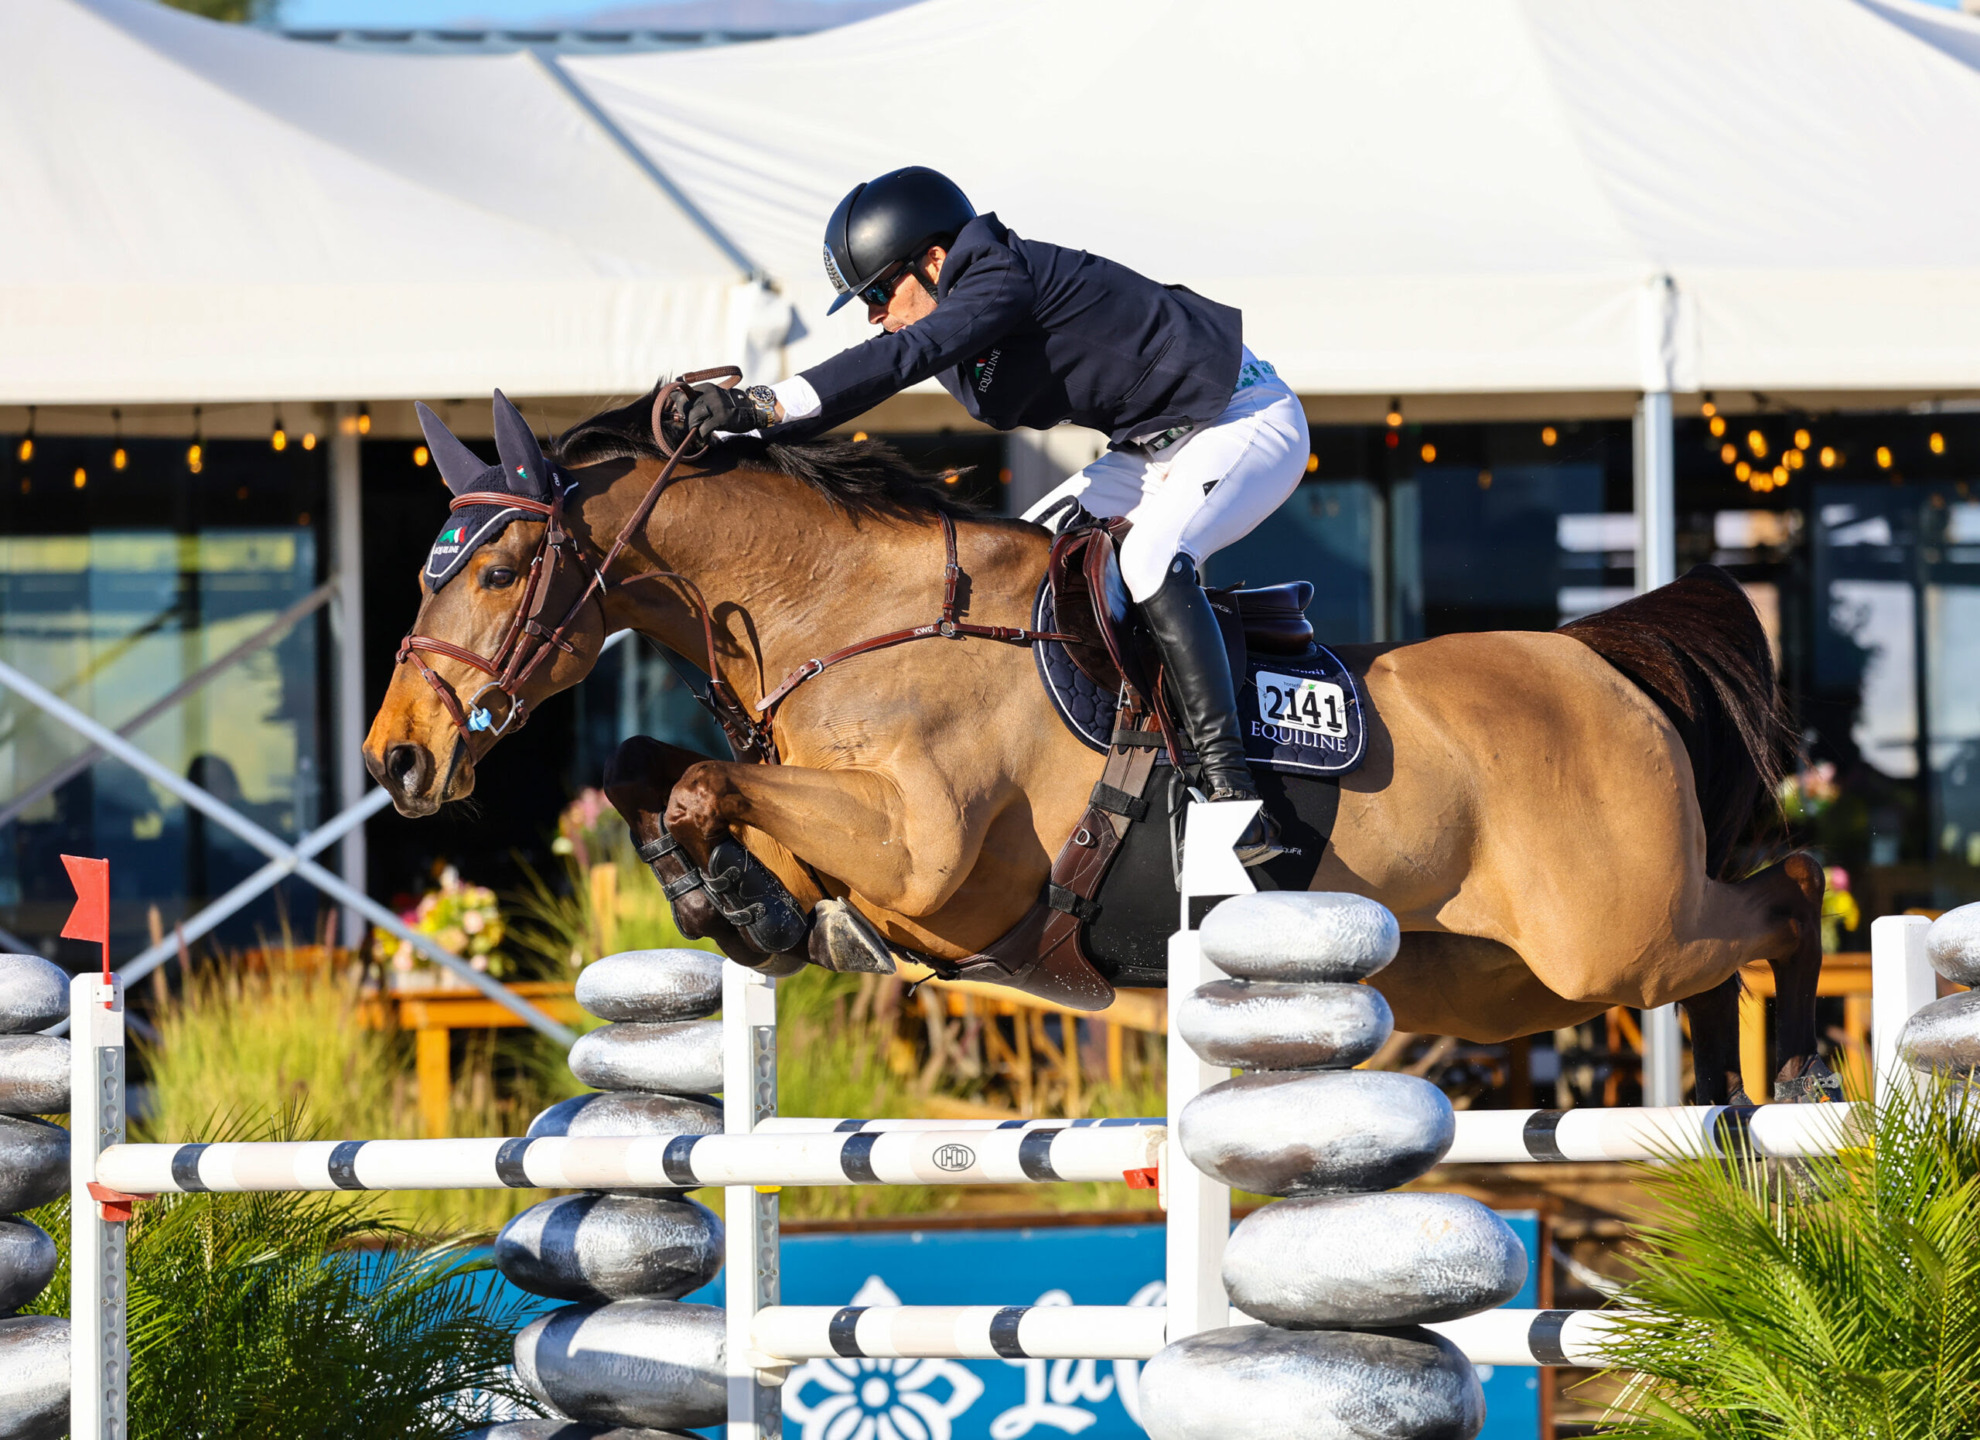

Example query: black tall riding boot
[1138,554,1285,866]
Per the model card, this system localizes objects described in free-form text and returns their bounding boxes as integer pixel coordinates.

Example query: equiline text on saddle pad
[1031,581,1370,777]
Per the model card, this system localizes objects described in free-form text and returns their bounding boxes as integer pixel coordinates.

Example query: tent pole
[329,402,368,949]
[1635,387,1684,1106]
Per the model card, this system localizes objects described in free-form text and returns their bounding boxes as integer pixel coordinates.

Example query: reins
[398,364,1077,767]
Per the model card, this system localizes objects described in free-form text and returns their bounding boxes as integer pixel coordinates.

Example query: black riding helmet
[822,166,975,314]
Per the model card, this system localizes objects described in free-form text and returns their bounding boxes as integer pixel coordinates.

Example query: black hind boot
[1138,554,1284,866]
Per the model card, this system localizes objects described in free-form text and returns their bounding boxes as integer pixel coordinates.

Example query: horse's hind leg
[1718,852,1838,1102]
[1681,973,1750,1106]
[1762,852,1840,1102]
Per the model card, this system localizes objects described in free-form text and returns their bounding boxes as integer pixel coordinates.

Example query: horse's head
[364,393,608,816]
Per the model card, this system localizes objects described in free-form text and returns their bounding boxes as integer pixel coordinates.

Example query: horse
[363,385,1834,1107]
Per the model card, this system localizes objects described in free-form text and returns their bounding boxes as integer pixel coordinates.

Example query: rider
[684,166,1306,864]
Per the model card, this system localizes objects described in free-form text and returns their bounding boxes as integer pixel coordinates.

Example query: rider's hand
[685,383,759,442]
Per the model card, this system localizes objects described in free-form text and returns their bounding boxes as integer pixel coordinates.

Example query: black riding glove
[684,383,766,442]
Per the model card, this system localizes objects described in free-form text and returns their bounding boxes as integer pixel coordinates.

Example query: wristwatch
[744,385,780,429]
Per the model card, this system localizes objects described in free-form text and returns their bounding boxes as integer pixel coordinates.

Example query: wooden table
[359,982,585,1139]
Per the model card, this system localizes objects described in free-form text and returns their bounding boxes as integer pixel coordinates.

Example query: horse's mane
[551,383,978,522]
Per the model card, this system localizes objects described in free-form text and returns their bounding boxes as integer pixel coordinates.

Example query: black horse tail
[1558,564,1787,880]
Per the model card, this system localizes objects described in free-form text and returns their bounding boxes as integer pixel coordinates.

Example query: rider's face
[867,245,946,332]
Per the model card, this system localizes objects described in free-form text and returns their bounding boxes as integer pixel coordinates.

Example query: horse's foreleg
[604,736,806,973]
[1761,852,1839,1103]
[1680,974,1749,1106]
[665,760,980,920]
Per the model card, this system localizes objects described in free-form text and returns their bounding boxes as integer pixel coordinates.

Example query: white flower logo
[783,1355,986,1440]
[782,1277,985,1440]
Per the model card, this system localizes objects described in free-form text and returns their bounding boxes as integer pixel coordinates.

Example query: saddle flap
[1046,525,1132,695]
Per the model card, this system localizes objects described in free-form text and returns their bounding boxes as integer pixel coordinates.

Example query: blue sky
[277,0,878,26]
[275,0,1960,27]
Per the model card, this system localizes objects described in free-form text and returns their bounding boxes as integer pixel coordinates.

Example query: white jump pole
[1167,800,1255,1339]
[70,972,130,1440]
[750,1304,1171,1362]
[1873,914,1934,1108]
[743,1304,1637,1369]
[95,1125,1167,1195]
[725,961,780,1440]
[1441,1102,1861,1164]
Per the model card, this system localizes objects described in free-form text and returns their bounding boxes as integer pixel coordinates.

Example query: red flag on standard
[60,854,110,979]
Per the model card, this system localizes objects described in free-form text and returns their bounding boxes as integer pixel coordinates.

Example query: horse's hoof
[1773,1053,1843,1104]
[808,898,898,975]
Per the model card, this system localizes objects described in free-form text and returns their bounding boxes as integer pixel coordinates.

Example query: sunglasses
[857,261,913,308]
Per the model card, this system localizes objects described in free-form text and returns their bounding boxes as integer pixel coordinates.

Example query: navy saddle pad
[1030,581,1367,777]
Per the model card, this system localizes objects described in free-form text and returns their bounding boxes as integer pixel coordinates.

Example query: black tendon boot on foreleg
[700,838,813,956]
[1137,553,1285,866]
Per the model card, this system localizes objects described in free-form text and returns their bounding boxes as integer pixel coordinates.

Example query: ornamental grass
[1599,1079,1980,1439]
[20,1111,544,1440]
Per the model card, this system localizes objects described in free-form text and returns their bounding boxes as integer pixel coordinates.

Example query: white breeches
[1021,351,1308,601]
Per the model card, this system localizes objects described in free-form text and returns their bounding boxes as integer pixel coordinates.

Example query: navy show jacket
[770,213,1243,450]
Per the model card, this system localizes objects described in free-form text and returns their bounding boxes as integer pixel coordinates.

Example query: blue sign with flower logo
[682,1215,1543,1439]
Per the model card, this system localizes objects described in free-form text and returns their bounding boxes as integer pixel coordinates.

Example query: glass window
[0,435,327,959]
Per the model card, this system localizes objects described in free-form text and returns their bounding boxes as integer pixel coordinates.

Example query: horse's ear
[415,402,490,497]
[491,389,550,500]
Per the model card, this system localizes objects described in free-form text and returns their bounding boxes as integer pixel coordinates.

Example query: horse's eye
[481,566,516,590]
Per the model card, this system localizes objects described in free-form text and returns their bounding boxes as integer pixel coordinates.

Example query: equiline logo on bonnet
[416,391,573,590]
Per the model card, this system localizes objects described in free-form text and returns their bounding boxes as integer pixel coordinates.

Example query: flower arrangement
[550,788,619,872]
[374,865,511,981]
[1778,757,1841,823]
[1821,864,1862,955]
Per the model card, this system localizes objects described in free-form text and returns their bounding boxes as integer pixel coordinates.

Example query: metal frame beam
[0,656,574,1045]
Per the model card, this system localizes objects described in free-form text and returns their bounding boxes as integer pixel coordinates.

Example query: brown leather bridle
[396,365,1076,768]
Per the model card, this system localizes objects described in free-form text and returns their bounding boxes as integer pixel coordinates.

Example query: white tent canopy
[0,0,761,404]
[7,0,1980,404]
[572,0,1980,397]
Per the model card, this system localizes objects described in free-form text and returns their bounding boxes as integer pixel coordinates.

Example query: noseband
[395,367,752,753]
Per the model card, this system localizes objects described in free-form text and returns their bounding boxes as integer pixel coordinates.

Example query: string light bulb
[1773,464,1789,486]
[1701,397,1718,418]
[1720,442,1737,464]
[1786,449,1804,470]
[15,406,33,464]
[1420,442,1437,463]
[1736,461,1752,481]
[356,406,372,436]
[1931,432,1947,455]
[271,413,287,452]
[1877,445,1893,469]
[301,432,317,451]
[1795,428,1812,450]
[111,407,126,471]
[1540,425,1558,447]
[72,467,86,490]
[412,444,430,467]
[1748,430,1768,458]
[1305,453,1319,473]
[1385,399,1403,428]
[187,406,204,475]
[1709,415,1727,438]
[1820,446,1838,468]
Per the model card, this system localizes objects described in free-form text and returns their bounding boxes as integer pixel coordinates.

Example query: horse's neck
[587,468,1040,712]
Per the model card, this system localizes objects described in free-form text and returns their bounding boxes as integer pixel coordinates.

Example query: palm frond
[1600,1081,1980,1440]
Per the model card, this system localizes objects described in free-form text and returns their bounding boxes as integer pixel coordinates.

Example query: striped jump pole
[749,1304,1172,1364]
[1441,1101,1863,1165]
[744,1304,1633,1368]
[94,1124,1166,1196]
